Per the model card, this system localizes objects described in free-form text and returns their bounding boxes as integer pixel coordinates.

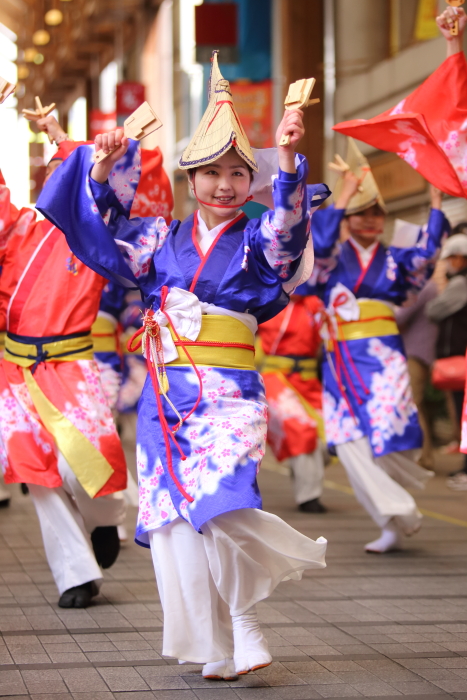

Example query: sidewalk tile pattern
[1,463,467,700]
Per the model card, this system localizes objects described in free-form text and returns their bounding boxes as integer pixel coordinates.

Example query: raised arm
[253,108,313,281]
[313,170,359,258]
[436,5,467,57]
[37,139,170,291]
[391,186,450,291]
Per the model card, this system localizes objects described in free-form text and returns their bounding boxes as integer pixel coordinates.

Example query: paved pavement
[1,444,467,700]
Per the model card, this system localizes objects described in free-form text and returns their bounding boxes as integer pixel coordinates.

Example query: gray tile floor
[2,449,467,700]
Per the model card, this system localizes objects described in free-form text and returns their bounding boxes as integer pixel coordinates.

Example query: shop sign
[231,79,273,149]
[89,110,117,140]
[116,82,145,117]
[195,3,238,63]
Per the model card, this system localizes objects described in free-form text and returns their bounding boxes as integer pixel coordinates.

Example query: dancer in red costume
[258,294,327,512]
[0,170,36,506]
[0,115,127,608]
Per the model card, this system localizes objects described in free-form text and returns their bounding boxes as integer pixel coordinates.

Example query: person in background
[258,294,327,514]
[396,280,439,470]
[0,116,127,608]
[0,171,35,507]
[426,233,467,489]
[305,140,448,554]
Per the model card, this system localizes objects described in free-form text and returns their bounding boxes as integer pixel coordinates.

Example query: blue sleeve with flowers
[389,208,449,292]
[295,204,346,295]
[253,156,310,281]
[36,139,169,293]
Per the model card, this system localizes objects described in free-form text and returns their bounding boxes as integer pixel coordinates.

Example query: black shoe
[91,526,120,569]
[299,498,327,514]
[58,581,96,608]
[20,483,29,495]
[0,498,10,508]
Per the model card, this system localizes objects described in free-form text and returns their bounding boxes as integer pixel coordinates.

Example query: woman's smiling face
[190,149,252,219]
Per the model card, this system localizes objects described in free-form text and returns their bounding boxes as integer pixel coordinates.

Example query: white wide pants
[290,442,325,504]
[28,454,126,595]
[149,508,327,663]
[336,437,430,535]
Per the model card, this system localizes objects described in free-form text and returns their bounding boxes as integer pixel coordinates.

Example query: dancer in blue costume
[92,280,126,409]
[304,138,449,553]
[38,54,328,679]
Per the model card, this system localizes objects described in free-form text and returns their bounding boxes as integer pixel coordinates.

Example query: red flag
[333,53,467,198]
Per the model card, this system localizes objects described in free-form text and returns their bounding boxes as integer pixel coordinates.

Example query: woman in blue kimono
[305,138,449,554]
[38,54,328,680]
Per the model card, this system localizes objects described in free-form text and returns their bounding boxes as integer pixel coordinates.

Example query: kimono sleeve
[36,140,171,291]
[0,173,36,264]
[312,205,346,258]
[390,208,450,292]
[298,205,345,294]
[249,154,310,282]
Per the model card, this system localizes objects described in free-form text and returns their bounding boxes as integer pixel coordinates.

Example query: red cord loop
[127,285,256,505]
[127,294,195,503]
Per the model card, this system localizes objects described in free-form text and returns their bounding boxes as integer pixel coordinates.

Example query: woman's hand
[436,6,467,55]
[91,129,129,183]
[334,171,360,211]
[275,109,305,174]
[36,115,68,144]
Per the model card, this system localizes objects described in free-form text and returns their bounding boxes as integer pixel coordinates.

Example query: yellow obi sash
[4,330,114,498]
[4,331,94,369]
[169,315,256,371]
[0,331,5,354]
[334,300,398,343]
[91,316,118,353]
[262,355,318,380]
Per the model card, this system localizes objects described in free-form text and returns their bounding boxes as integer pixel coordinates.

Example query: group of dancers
[0,2,464,682]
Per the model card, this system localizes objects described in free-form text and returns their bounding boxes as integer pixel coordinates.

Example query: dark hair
[452,221,467,236]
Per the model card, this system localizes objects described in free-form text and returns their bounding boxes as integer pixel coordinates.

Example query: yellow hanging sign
[414,0,441,41]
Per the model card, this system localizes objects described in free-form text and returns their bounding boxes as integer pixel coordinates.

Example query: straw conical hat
[333,138,387,215]
[179,51,258,172]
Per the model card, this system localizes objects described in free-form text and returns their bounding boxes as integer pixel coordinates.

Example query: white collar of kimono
[348,237,378,268]
[197,211,239,255]
[148,287,258,364]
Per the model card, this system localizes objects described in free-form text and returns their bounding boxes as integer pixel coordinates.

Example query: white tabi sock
[202,658,238,680]
[117,525,128,542]
[365,520,403,554]
[232,605,272,675]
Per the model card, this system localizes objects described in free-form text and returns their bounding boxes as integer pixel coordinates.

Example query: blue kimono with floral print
[299,205,449,457]
[37,140,329,545]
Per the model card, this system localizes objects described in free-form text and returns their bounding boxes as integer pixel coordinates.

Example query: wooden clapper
[0,77,16,104]
[328,153,363,194]
[446,0,465,36]
[22,97,56,143]
[93,101,162,164]
[279,78,320,147]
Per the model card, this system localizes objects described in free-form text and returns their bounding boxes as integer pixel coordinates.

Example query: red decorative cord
[126,285,256,504]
